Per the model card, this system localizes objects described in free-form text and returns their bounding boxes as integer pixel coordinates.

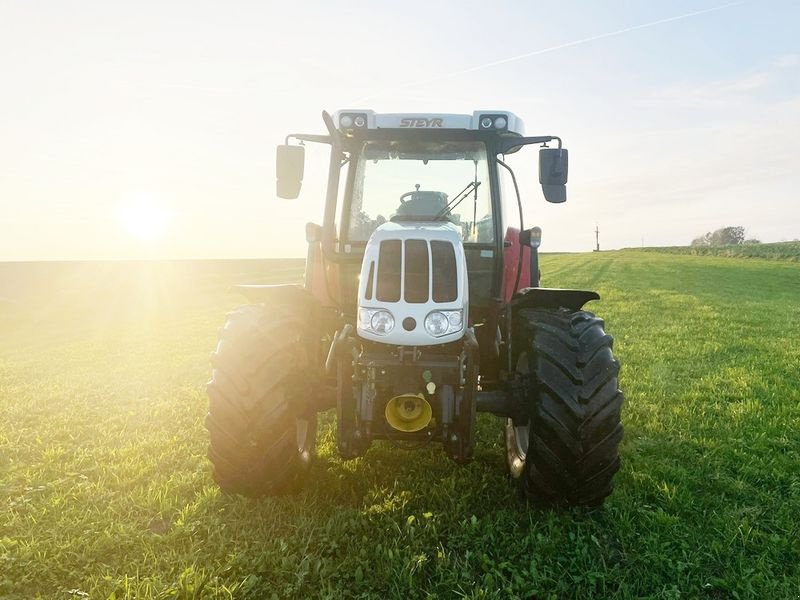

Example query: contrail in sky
[353,1,749,103]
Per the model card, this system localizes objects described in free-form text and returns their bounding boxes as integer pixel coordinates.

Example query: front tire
[506,307,623,506]
[206,304,317,496]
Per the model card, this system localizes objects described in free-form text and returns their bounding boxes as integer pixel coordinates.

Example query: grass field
[2,252,799,599]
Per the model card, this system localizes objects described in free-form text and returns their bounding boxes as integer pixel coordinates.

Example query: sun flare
[118,197,172,242]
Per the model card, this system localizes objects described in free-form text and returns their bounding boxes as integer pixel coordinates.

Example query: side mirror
[539,148,568,204]
[276,144,305,199]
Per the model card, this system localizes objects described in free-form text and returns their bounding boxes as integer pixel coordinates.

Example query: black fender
[511,287,599,312]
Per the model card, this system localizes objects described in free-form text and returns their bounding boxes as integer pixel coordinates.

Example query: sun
[118,196,172,242]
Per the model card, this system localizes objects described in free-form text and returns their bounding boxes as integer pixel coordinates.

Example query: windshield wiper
[433,181,481,221]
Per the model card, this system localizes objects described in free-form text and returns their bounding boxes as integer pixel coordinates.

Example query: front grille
[374,238,458,304]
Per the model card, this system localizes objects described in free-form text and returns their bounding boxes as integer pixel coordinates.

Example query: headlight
[359,308,395,335]
[370,310,394,335]
[425,310,464,337]
[424,311,449,336]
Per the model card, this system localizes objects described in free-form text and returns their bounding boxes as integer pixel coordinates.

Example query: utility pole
[594,225,600,252]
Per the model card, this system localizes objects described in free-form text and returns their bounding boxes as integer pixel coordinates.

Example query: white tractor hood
[356,221,469,346]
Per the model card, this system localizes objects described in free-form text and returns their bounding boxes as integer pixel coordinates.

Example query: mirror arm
[281,112,353,265]
[497,135,561,154]
[283,111,342,145]
[285,133,332,145]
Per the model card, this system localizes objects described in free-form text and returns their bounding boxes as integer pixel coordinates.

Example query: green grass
[1,252,799,599]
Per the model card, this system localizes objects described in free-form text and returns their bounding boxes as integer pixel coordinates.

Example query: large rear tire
[206,304,317,496]
[506,307,623,506]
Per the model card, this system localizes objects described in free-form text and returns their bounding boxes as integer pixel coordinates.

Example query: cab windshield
[346,140,493,243]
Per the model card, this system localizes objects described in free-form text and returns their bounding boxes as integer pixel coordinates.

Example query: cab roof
[333,110,524,136]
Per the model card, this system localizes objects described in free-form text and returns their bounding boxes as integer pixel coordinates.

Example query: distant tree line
[691,226,760,247]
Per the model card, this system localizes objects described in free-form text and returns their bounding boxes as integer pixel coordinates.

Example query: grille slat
[376,240,401,302]
[431,241,458,303]
[364,261,375,300]
[404,240,429,303]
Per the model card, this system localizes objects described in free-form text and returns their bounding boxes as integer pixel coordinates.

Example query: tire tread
[205,304,316,497]
[513,307,624,506]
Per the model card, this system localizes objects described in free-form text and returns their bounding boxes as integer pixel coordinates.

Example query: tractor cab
[276,110,568,319]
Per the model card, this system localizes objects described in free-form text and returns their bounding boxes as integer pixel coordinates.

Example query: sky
[1,0,798,260]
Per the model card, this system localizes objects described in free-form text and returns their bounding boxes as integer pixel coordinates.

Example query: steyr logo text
[399,118,444,128]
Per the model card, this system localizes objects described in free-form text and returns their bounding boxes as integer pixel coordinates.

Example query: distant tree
[743,238,761,245]
[692,226,750,246]
[709,226,745,246]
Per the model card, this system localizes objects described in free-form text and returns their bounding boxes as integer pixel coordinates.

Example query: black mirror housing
[276,144,305,199]
[539,148,568,204]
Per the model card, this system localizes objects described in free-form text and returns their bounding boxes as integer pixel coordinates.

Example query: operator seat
[392,189,448,221]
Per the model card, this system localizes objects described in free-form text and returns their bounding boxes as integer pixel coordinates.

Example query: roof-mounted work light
[338,112,369,134]
[478,114,509,131]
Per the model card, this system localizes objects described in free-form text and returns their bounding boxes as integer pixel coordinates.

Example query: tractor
[206,110,623,506]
